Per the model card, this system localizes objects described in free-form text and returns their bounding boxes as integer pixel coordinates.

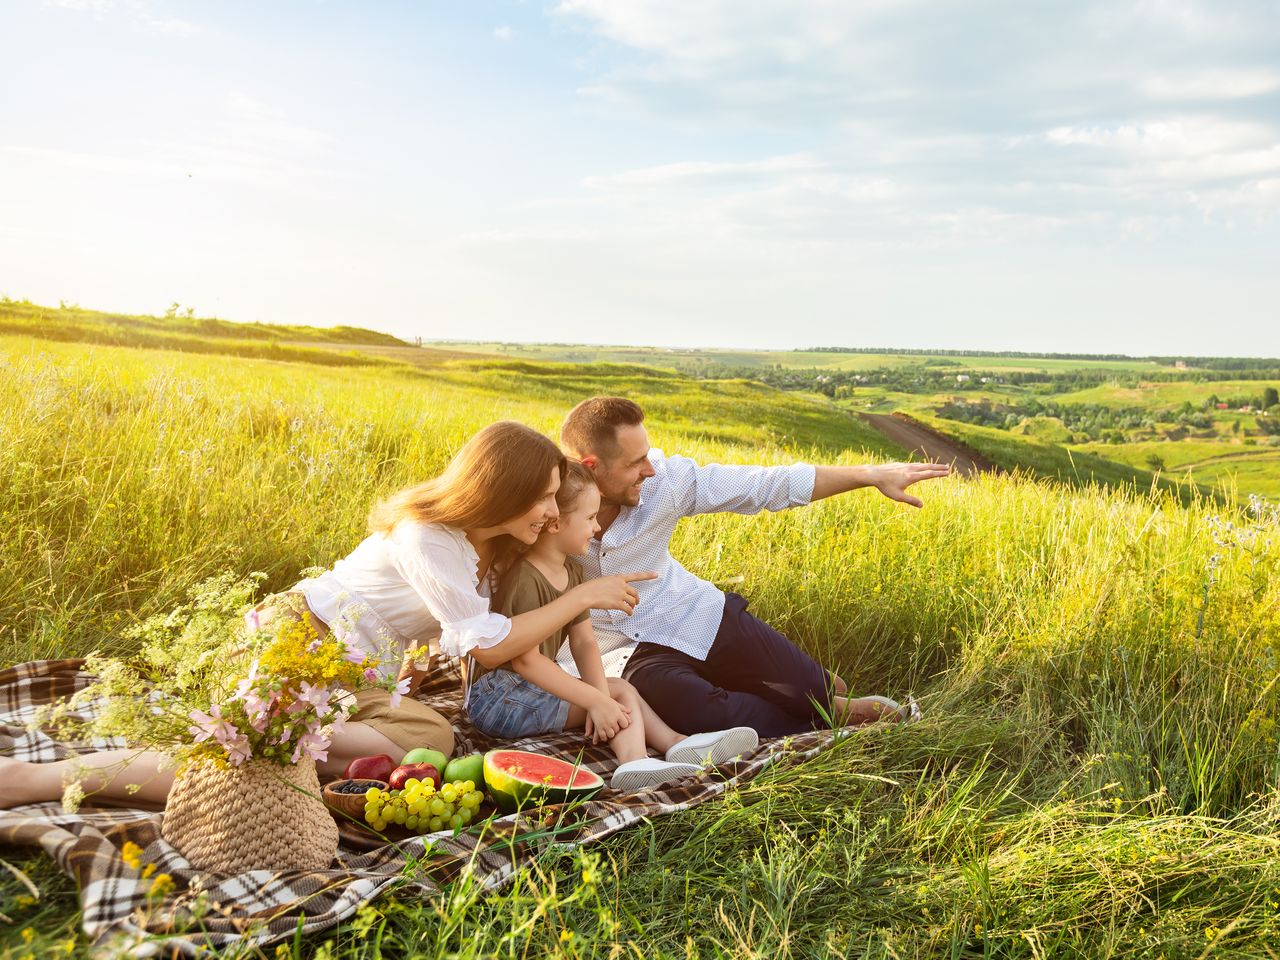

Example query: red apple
[388,763,440,791]
[343,754,396,782]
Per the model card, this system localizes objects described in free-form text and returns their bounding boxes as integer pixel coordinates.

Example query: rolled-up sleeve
[661,452,816,518]
[390,524,512,658]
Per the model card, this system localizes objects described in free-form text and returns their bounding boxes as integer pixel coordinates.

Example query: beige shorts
[348,687,454,758]
[250,591,454,759]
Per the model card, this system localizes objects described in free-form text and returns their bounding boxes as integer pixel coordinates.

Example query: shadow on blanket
[0,656,833,957]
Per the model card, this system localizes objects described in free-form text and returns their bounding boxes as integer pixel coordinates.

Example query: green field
[1053,380,1280,409]
[4,317,1280,958]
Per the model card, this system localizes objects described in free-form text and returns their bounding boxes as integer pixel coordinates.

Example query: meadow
[3,331,1280,958]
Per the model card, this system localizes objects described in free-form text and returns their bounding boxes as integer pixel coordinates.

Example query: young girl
[467,462,759,793]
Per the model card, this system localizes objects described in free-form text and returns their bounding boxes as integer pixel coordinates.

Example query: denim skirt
[467,668,571,739]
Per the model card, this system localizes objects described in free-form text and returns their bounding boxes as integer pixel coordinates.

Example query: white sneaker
[665,727,760,767]
[610,759,702,794]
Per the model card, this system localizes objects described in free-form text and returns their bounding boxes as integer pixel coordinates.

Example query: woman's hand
[573,571,658,616]
[585,694,631,743]
[396,646,432,696]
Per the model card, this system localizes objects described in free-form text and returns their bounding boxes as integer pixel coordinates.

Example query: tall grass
[3,334,1279,958]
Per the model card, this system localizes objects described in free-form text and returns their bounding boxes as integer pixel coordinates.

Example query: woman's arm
[467,573,656,669]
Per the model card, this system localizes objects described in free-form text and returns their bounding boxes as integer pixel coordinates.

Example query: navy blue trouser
[623,593,833,738]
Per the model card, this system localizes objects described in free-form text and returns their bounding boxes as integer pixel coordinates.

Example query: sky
[1,0,1278,355]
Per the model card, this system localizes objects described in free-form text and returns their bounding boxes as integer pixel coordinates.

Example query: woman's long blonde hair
[369,421,566,534]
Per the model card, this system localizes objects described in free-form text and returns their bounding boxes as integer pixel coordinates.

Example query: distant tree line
[801,346,1280,371]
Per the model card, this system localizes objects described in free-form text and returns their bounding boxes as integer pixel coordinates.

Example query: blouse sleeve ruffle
[438,610,512,659]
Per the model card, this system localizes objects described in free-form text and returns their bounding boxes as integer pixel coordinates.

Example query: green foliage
[3,332,1280,958]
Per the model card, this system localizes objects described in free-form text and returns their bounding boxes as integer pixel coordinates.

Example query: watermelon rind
[483,749,603,813]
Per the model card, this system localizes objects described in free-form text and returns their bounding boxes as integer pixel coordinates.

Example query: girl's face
[551,484,602,556]
[500,465,561,544]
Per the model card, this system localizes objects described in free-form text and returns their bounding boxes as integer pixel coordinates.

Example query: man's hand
[868,462,951,508]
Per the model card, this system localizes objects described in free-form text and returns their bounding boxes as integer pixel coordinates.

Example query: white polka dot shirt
[556,448,816,677]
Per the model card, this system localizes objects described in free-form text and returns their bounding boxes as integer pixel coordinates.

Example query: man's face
[588,424,655,507]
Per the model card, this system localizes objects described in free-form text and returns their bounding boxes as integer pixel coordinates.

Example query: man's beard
[603,485,642,508]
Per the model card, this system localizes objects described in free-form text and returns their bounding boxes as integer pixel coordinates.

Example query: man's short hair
[561,397,645,459]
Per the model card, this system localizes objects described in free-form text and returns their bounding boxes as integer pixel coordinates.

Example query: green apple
[402,747,448,771]
[443,753,484,786]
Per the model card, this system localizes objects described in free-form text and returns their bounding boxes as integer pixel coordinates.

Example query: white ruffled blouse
[295,521,510,673]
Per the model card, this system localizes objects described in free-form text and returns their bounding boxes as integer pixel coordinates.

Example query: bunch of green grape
[363,778,485,834]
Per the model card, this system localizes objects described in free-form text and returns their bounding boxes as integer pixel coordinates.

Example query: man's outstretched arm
[811,462,952,508]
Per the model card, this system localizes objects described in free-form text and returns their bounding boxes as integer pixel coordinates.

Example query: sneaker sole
[666,727,760,767]
[610,763,701,794]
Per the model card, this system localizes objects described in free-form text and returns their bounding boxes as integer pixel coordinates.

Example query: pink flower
[224,730,253,766]
[388,676,411,710]
[188,704,235,745]
[363,667,379,684]
[292,730,330,764]
[189,704,252,765]
[342,643,366,664]
[288,681,331,715]
[232,661,277,730]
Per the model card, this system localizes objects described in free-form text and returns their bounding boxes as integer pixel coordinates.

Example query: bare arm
[566,619,609,698]
[811,462,951,508]
[508,648,611,713]
[468,572,656,670]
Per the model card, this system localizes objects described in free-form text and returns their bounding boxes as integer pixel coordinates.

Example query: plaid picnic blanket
[0,656,833,957]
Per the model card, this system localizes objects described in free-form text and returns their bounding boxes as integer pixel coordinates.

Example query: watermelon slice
[483,749,604,813]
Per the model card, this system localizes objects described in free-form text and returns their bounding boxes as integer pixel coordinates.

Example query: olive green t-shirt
[472,557,587,683]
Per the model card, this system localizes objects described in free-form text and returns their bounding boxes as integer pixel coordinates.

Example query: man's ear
[580,456,598,471]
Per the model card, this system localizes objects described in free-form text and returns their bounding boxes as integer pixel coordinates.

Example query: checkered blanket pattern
[0,656,832,957]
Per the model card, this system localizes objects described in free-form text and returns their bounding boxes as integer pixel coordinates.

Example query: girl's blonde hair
[555,460,598,513]
[369,421,566,534]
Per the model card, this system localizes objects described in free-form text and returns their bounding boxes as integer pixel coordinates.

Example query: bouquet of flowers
[41,573,405,790]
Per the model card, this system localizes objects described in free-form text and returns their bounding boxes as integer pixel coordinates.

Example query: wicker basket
[162,757,339,873]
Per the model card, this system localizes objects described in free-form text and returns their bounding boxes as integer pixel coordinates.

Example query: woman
[0,421,653,809]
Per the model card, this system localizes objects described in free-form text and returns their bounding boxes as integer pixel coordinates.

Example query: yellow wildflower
[148,873,176,899]
[121,840,144,870]
[560,930,575,942]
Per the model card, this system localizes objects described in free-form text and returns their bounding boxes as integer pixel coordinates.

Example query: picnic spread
[0,655,835,957]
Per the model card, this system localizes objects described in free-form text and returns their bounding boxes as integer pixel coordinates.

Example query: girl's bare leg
[0,750,174,808]
[566,682,650,765]
[608,678,684,755]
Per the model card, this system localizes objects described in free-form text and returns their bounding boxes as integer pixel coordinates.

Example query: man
[558,396,950,738]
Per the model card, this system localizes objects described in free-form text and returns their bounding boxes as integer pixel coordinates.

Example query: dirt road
[860,413,1001,478]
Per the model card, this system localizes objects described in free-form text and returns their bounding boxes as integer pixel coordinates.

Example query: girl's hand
[574,572,658,616]
[585,695,631,743]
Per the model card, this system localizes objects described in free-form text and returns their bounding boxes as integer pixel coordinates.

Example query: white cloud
[494,25,513,41]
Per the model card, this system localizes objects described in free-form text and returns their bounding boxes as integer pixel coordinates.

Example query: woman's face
[501,464,562,544]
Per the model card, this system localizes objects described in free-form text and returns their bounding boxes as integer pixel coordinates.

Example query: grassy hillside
[0,298,411,369]
[3,333,1280,958]
[1054,379,1280,409]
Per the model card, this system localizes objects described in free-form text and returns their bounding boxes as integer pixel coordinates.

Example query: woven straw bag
[162,758,339,873]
